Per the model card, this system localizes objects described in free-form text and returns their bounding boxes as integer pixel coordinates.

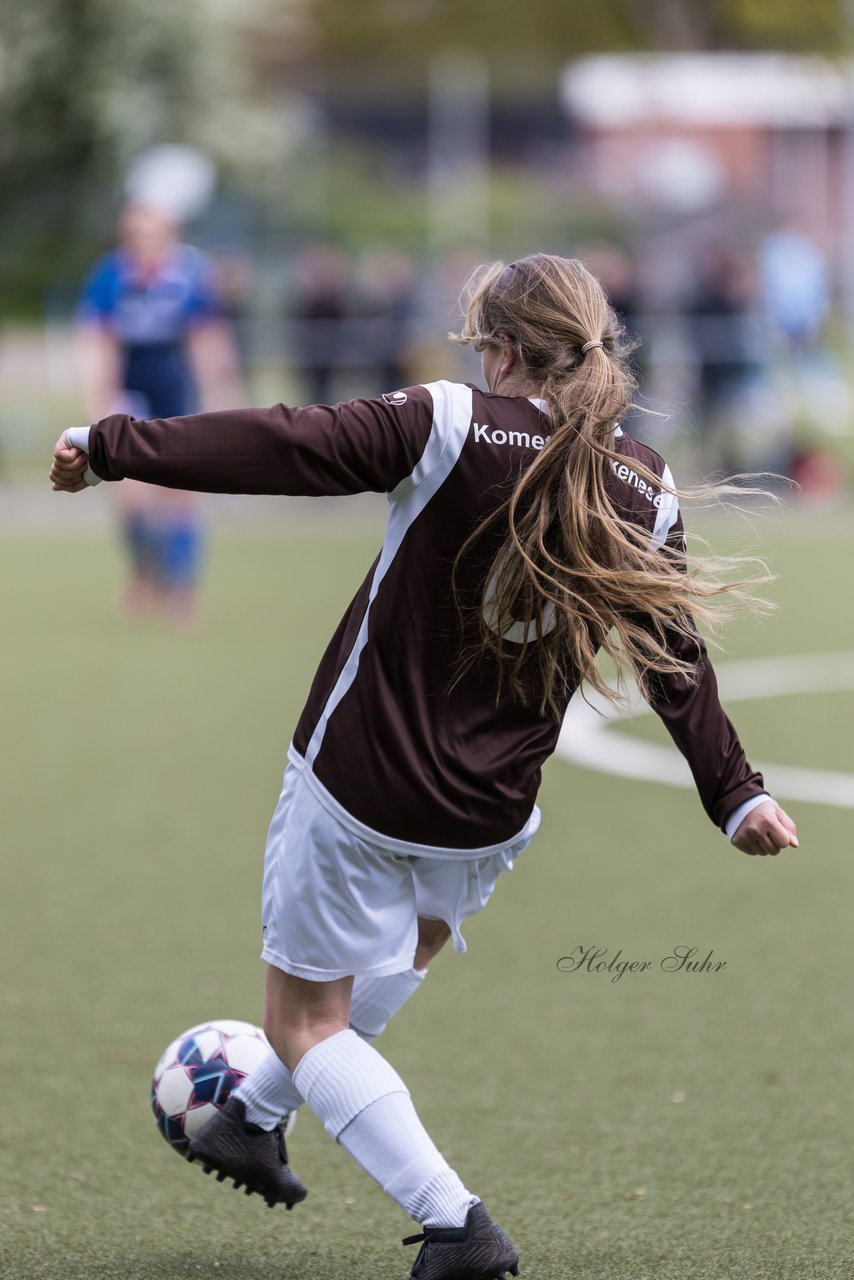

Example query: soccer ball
[151,1019,269,1156]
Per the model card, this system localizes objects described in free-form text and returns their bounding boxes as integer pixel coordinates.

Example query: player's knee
[263,967,352,1054]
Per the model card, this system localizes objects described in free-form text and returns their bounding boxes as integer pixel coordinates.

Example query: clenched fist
[731,800,799,856]
[50,433,89,493]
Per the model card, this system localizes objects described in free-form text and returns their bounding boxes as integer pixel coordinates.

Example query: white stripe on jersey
[389,381,470,500]
[303,381,474,769]
[651,462,679,549]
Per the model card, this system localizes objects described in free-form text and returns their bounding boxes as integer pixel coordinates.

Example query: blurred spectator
[288,244,351,404]
[209,245,256,380]
[77,200,243,628]
[686,245,764,473]
[354,249,418,393]
[577,241,646,437]
[577,241,642,338]
[760,225,830,352]
[760,224,849,483]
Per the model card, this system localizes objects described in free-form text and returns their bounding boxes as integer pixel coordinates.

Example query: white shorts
[260,759,540,982]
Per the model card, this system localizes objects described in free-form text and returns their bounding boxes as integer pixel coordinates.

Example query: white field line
[556,651,854,810]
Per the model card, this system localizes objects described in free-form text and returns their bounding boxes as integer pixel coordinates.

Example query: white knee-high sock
[350,965,427,1040]
[294,1028,477,1227]
[233,1048,302,1129]
[233,966,427,1129]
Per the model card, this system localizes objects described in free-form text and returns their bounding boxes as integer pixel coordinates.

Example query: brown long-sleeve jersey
[84,380,766,850]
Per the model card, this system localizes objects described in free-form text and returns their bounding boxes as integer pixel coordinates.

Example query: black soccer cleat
[187,1096,307,1210]
[403,1201,520,1280]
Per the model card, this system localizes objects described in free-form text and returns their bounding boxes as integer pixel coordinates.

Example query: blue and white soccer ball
[151,1019,269,1156]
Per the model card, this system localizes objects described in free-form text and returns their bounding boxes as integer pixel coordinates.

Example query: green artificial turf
[1,508,852,1280]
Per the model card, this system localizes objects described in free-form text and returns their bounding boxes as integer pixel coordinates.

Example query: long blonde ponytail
[450,254,771,718]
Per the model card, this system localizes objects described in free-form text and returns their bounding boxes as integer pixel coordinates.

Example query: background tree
[0,0,304,312]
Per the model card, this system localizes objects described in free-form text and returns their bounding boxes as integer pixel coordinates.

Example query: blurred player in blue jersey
[77,200,243,627]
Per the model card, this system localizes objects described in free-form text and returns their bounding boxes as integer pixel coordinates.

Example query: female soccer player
[51,254,798,1280]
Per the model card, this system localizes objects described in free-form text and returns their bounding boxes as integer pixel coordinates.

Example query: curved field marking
[556,651,854,810]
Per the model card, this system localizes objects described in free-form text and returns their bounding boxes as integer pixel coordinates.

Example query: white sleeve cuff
[724,793,774,839]
[66,425,90,451]
[65,426,102,486]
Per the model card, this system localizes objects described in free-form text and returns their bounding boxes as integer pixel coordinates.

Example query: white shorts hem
[260,763,538,980]
[261,945,416,983]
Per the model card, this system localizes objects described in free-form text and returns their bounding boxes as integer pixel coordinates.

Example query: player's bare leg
[189,916,452,1203]
[262,916,451,1047]
[162,585,201,633]
[116,483,159,622]
[266,966,517,1279]
[233,914,451,1129]
[414,916,451,970]
[262,968,353,1069]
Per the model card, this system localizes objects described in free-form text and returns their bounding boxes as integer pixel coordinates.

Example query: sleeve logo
[382,391,408,406]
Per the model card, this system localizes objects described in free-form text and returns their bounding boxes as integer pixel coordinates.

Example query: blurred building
[559,53,854,480]
[560,54,852,239]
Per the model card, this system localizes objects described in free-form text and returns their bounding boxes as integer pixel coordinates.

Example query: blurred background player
[76,148,243,628]
[685,244,762,476]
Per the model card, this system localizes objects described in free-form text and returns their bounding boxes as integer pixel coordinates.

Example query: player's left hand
[731,800,799,856]
[50,433,89,492]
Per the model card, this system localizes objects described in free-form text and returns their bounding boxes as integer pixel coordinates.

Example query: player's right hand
[730,800,799,856]
[50,433,89,493]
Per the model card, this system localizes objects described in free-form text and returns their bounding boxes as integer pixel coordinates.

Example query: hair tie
[581,339,604,354]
